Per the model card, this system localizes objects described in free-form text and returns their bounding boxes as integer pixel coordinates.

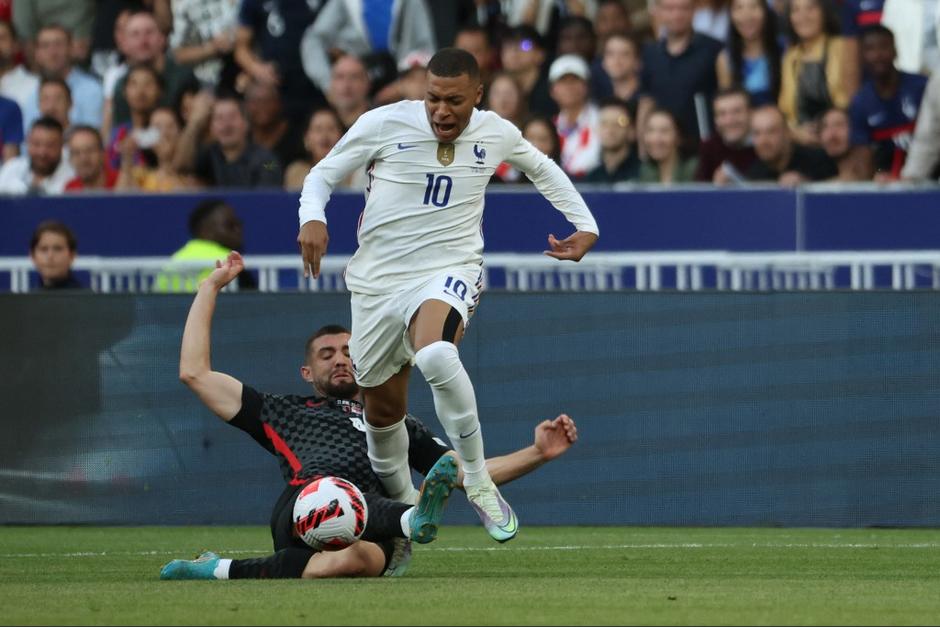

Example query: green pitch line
[1,526,938,626]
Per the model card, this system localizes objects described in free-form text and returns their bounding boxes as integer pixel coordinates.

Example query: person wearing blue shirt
[0,94,23,162]
[848,24,928,179]
[20,25,103,132]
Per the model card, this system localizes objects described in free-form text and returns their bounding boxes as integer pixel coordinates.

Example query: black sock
[229,547,315,579]
[361,492,410,542]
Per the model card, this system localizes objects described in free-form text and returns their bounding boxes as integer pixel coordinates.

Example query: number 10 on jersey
[424,174,453,207]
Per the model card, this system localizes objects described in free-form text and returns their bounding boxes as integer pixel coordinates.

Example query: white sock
[400,506,415,537]
[415,341,491,488]
[365,417,415,502]
[213,558,232,580]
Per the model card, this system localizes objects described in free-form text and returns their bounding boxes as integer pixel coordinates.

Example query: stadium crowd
[1,0,939,196]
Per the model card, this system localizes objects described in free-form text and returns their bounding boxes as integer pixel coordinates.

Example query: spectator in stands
[88,4,136,83]
[117,106,194,192]
[0,20,38,113]
[326,55,372,130]
[902,71,940,181]
[638,108,698,183]
[746,105,837,184]
[880,0,940,76]
[819,107,874,181]
[155,198,254,292]
[696,88,757,183]
[849,25,927,182]
[0,116,73,193]
[101,9,148,136]
[29,220,83,290]
[595,32,641,114]
[638,0,723,151]
[0,93,22,161]
[169,0,238,90]
[299,0,436,103]
[594,0,633,53]
[21,25,102,132]
[455,26,496,85]
[283,106,368,191]
[522,115,562,164]
[550,54,601,178]
[716,0,782,107]
[427,0,479,49]
[779,0,858,146]
[558,15,597,63]
[245,79,305,172]
[394,51,431,102]
[585,98,641,183]
[486,71,527,128]
[108,64,163,170]
[235,0,327,126]
[109,10,198,138]
[65,125,118,191]
[37,77,71,132]
[13,0,95,64]
[180,96,282,189]
[501,26,556,117]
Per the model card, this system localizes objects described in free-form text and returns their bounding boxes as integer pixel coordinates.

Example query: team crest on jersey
[473,144,486,165]
[437,143,455,166]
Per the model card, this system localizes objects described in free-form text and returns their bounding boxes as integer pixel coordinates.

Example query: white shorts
[349,266,483,388]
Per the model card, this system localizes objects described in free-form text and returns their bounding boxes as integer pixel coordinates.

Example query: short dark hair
[40,77,72,101]
[305,325,351,360]
[598,96,632,118]
[456,25,491,46]
[36,24,71,42]
[0,20,16,40]
[30,116,64,135]
[31,220,77,253]
[188,199,229,238]
[212,94,247,120]
[125,63,166,93]
[714,87,751,107]
[603,31,639,54]
[428,47,480,82]
[559,15,595,36]
[67,125,104,149]
[859,23,895,43]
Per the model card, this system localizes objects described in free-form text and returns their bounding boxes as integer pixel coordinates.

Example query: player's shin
[414,341,490,487]
[229,547,315,579]
[365,418,416,502]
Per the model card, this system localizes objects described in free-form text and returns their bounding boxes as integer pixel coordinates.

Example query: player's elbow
[178,367,204,388]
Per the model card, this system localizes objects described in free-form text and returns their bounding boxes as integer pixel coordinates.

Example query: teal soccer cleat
[160,551,221,580]
[409,453,459,544]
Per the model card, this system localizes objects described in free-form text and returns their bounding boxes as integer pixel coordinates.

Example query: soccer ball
[293,476,368,551]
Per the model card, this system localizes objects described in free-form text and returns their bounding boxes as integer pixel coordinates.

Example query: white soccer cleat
[465,480,518,543]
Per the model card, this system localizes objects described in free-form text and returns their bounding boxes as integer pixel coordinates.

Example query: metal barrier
[3,251,940,293]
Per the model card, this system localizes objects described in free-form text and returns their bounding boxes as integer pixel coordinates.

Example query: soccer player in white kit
[297,48,598,543]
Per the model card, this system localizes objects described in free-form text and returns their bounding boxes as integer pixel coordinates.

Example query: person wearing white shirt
[0,21,39,115]
[0,116,74,194]
[297,48,598,545]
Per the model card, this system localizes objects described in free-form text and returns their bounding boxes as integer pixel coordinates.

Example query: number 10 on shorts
[444,276,468,301]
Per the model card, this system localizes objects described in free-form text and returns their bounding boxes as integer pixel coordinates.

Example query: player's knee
[414,340,462,386]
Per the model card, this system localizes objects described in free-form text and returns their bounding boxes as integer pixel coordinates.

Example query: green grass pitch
[1,526,938,625]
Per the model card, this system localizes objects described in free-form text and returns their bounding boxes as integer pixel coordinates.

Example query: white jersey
[298,100,599,295]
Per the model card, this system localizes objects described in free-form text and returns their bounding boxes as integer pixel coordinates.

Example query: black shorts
[269,483,396,573]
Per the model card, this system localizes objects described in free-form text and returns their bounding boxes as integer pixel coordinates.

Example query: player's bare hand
[544,231,598,262]
[204,250,244,290]
[298,220,329,278]
[534,413,578,461]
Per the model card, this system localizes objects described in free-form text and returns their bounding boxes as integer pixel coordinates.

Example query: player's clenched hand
[544,231,598,262]
[534,414,578,461]
[204,251,244,290]
[298,220,329,279]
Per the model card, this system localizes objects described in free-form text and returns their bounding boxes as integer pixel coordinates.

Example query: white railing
[4,251,940,293]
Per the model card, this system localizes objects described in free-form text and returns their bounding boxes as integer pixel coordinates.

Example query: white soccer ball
[293,476,368,551]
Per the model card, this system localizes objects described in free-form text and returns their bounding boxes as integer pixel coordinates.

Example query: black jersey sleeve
[404,414,451,477]
[228,385,275,454]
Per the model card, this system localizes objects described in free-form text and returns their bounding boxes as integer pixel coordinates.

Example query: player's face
[425,71,483,143]
[304,333,358,400]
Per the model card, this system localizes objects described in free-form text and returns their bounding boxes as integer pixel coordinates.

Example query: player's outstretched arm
[454,414,579,488]
[179,251,245,421]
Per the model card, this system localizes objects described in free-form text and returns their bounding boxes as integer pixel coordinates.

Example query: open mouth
[434,122,457,137]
